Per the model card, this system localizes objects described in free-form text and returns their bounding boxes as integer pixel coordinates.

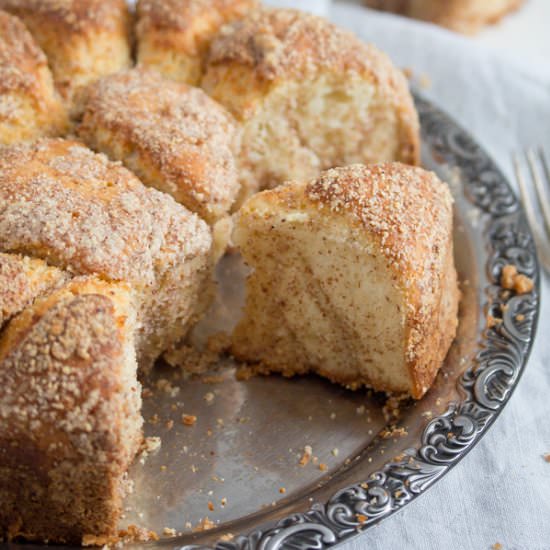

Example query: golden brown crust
[0,277,142,543]
[206,7,411,90]
[0,0,129,33]
[0,138,207,284]
[0,10,68,144]
[364,0,525,34]
[0,253,67,328]
[0,0,132,110]
[0,138,213,366]
[136,0,258,84]
[231,163,459,399]
[78,68,240,224]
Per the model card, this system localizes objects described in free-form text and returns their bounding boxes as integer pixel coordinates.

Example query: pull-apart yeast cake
[78,68,240,225]
[0,139,213,541]
[136,0,259,85]
[202,8,420,201]
[0,1,459,544]
[0,10,68,145]
[232,164,459,399]
[0,0,132,114]
[0,139,213,368]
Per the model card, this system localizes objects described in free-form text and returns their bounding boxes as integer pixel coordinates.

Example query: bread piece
[0,0,132,115]
[0,276,142,543]
[364,0,524,34]
[136,0,258,85]
[0,138,213,368]
[231,163,459,399]
[78,68,240,225]
[0,10,68,145]
[202,8,419,203]
[0,253,67,328]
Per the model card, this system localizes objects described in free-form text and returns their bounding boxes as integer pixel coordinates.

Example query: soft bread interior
[204,70,403,201]
[231,192,414,395]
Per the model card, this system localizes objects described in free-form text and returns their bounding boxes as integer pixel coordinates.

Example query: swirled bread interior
[232,163,459,399]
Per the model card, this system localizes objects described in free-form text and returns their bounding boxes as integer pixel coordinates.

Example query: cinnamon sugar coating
[79,68,240,224]
[0,10,68,144]
[0,277,142,543]
[0,253,67,328]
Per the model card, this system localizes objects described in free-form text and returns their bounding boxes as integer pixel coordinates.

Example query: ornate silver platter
[6,94,540,550]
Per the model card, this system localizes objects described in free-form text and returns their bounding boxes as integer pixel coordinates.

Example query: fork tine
[513,153,550,274]
[539,147,550,193]
[526,148,550,237]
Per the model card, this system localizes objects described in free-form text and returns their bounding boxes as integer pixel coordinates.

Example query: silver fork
[512,148,550,274]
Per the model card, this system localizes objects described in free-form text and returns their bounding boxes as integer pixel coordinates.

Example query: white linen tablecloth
[325,4,550,550]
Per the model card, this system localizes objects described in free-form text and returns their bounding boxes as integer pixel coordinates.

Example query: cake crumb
[193,517,215,532]
[165,420,174,430]
[279,487,286,494]
[208,501,214,512]
[492,543,503,550]
[356,514,368,524]
[163,527,176,537]
[220,533,234,542]
[182,414,197,426]
[143,436,161,453]
[299,445,313,466]
[501,264,534,294]
[204,391,215,403]
[487,314,502,328]
[156,378,180,397]
[319,463,328,471]
[331,448,339,457]
[543,453,550,463]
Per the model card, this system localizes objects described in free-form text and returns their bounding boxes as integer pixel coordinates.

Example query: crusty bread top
[79,68,239,223]
[0,0,129,34]
[137,0,257,31]
[0,9,48,95]
[0,277,138,464]
[0,139,211,286]
[305,164,454,289]
[0,253,66,328]
[207,8,407,84]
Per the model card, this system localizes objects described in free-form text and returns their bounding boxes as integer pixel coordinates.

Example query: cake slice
[231,163,459,399]
[0,276,142,543]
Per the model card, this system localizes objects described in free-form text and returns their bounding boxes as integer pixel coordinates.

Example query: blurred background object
[362,0,525,34]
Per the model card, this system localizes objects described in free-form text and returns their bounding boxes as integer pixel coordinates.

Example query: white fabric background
[328,4,550,550]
